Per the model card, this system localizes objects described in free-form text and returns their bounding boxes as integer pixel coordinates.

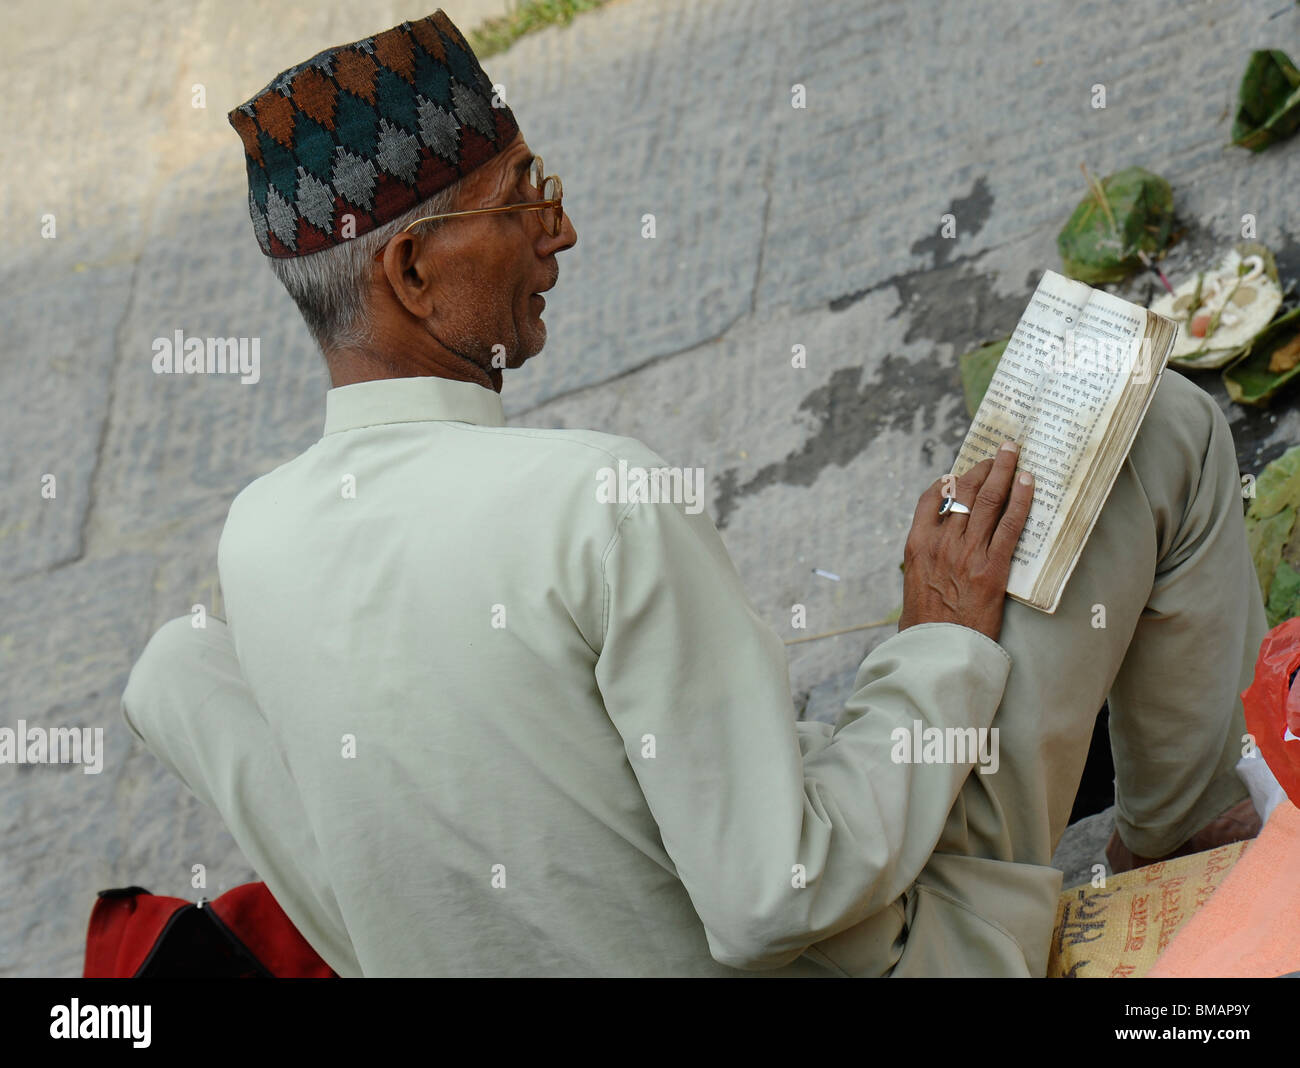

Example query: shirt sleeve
[594,493,1013,970]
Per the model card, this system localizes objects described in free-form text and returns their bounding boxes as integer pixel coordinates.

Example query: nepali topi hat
[228,10,520,258]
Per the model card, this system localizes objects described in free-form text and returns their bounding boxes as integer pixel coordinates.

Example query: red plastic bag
[1241,616,1300,808]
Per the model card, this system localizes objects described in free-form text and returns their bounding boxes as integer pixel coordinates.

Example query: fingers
[909,471,951,535]
[911,450,1023,545]
[966,441,1022,544]
[989,465,1034,561]
[941,457,996,527]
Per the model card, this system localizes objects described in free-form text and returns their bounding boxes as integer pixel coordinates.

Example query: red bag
[84,883,337,978]
[1241,616,1300,809]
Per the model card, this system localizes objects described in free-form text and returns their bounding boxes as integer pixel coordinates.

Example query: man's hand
[898,441,1034,643]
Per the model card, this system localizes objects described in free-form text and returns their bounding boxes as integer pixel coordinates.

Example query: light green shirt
[122,374,1018,976]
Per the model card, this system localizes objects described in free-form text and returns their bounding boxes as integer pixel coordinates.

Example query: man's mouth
[531,272,557,311]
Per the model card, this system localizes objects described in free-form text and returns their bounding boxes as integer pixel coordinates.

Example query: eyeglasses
[382,156,563,255]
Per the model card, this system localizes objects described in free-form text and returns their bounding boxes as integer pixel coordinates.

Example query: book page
[950,271,1145,591]
[951,271,1093,578]
[1033,294,1168,612]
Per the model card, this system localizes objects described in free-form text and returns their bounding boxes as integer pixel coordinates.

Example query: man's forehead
[480,138,533,197]
[503,137,533,174]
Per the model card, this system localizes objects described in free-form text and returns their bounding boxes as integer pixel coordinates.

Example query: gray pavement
[3,0,1298,976]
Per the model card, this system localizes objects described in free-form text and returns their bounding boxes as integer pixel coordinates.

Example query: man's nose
[541,208,577,254]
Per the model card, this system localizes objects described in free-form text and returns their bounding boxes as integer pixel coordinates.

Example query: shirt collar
[323,375,506,435]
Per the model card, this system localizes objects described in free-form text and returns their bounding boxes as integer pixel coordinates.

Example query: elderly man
[122,9,1265,977]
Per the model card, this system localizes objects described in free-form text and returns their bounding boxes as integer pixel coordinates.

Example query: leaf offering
[1057,165,1174,284]
[958,337,1009,417]
[1266,558,1300,628]
[1245,444,1300,623]
[1222,307,1300,406]
[1231,49,1300,152]
[1149,242,1283,369]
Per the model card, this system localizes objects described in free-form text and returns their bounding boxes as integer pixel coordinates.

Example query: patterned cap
[228,10,520,258]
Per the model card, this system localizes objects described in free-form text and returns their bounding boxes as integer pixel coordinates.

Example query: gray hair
[267,178,466,355]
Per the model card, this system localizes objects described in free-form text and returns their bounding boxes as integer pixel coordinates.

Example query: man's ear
[379,230,440,320]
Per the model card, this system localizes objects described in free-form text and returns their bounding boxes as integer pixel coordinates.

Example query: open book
[950,269,1178,613]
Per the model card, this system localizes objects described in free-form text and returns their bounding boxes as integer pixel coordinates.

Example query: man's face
[420,135,577,378]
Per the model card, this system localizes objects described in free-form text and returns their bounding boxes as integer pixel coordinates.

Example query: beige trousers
[808,368,1267,977]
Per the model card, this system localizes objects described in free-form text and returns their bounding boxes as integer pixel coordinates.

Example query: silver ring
[939,496,972,518]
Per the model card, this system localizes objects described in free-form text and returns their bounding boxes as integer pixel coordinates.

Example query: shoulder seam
[599,498,642,641]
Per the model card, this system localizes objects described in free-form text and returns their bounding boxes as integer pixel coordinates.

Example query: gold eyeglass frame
[383,156,563,254]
